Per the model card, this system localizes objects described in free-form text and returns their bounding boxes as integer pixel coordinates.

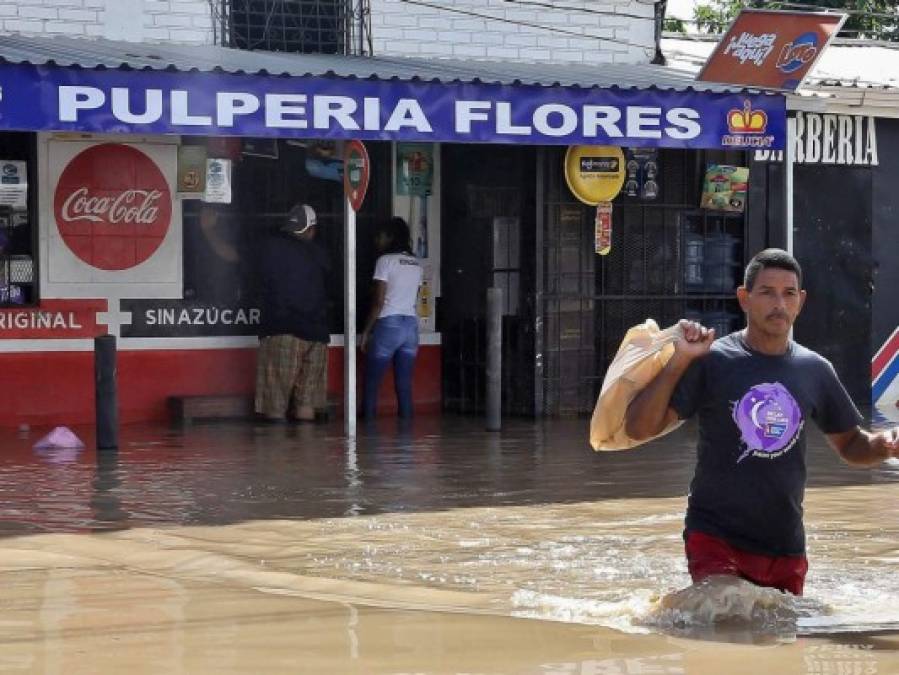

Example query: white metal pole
[785,115,796,343]
[344,197,357,438]
[785,115,795,255]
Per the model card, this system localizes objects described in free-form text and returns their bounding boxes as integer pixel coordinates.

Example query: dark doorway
[440,144,537,416]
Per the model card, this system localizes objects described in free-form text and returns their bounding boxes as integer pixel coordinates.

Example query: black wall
[792,164,872,404]
[753,116,899,407]
[871,121,899,354]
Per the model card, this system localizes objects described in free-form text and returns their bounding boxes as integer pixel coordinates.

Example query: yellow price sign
[564,145,626,205]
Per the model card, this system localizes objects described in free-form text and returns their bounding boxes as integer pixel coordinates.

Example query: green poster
[396,143,433,196]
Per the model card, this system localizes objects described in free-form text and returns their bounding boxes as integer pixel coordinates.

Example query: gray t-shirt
[671,331,862,556]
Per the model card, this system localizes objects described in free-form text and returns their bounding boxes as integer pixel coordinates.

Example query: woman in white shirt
[361,217,423,419]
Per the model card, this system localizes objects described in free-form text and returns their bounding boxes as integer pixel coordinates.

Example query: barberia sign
[0,63,787,149]
[754,112,878,166]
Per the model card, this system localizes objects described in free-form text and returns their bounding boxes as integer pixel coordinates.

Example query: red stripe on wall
[0,346,441,428]
[872,329,899,380]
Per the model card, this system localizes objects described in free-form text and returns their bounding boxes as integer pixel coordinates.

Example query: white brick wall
[0,0,213,44]
[370,0,657,65]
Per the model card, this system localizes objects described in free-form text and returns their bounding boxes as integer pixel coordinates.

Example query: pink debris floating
[33,426,85,451]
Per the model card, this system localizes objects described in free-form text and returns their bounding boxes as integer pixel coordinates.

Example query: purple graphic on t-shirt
[733,382,803,461]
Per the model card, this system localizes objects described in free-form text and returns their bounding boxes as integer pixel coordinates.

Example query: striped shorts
[255,335,328,418]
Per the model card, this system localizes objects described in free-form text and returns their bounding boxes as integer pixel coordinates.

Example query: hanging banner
[698,9,846,91]
[595,202,613,256]
[564,145,625,205]
[0,63,785,150]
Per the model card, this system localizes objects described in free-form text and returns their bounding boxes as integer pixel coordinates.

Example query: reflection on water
[0,415,897,671]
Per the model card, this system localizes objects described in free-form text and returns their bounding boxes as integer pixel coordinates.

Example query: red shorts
[685,530,808,596]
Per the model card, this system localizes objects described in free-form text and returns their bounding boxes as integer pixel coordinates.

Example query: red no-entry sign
[343,140,370,212]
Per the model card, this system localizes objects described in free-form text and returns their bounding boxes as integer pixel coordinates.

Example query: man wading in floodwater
[625,249,899,596]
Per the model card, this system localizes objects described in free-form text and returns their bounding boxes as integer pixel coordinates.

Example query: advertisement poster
[204,158,232,204]
[0,160,27,209]
[564,146,625,205]
[595,202,613,255]
[700,165,749,212]
[396,143,434,196]
[177,145,207,197]
[698,9,846,91]
[624,148,659,200]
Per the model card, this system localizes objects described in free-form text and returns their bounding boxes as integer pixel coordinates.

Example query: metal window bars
[214,0,372,56]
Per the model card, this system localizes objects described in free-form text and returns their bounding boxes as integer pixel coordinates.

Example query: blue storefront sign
[0,63,785,149]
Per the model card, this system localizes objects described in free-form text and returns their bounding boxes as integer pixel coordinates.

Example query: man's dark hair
[376,217,413,255]
[744,248,803,291]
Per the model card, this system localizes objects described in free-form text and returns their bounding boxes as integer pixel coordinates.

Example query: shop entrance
[440,144,537,416]
[538,146,751,416]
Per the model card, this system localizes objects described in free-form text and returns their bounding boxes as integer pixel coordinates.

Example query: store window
[119,137,390,339]
[0,133,36,308]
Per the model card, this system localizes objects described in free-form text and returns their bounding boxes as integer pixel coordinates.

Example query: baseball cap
[282,203,317,235]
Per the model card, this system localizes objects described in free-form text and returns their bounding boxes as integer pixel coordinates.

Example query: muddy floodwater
[1,416,898,673]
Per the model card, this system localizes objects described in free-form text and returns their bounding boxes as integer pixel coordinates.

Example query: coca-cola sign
[54,143,172,271]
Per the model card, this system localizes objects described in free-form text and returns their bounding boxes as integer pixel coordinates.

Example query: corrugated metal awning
[0,33,751,93]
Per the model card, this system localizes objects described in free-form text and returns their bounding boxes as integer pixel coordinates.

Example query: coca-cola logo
[54,144,172,271]
[61,188,163,225]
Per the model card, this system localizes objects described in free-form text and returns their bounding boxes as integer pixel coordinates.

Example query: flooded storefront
[0,34,787,427]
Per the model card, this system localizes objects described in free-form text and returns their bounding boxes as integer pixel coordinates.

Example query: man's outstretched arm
[826,426,899,467]
[625,321,714,441]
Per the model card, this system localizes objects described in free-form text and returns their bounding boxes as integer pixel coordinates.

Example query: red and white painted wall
[0,133,441,427]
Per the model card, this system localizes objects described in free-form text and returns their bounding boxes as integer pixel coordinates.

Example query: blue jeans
[363,315,419,418]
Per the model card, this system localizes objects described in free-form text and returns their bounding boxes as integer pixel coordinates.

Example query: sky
[666,0,700,28]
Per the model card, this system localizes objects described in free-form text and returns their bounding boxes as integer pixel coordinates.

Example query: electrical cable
[398,0,656,51]
[502,0,654,23]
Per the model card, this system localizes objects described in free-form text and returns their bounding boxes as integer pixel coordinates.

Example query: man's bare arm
[826,426,899,467]
[624,321,715,441]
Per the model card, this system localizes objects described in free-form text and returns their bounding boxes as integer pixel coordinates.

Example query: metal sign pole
[344,196,357,438]
[785,115,795,256]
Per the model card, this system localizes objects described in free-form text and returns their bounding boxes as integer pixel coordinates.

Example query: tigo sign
[698,9,845,91]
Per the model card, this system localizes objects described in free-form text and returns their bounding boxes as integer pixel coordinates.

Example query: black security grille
[539,147,749,416]
[216,0,371,55]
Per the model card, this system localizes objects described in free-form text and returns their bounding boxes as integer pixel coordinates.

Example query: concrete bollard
[486,287,503,432]
[94,334,118,450]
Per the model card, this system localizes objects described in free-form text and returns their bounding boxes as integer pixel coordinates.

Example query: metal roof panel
[0,34,756,94]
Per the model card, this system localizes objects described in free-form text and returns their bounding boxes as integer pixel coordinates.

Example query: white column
[344,198,357,438]
[786,115,796,255]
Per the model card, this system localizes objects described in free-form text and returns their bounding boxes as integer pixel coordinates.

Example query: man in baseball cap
[256,203,331,422]
[281,203,317,237]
